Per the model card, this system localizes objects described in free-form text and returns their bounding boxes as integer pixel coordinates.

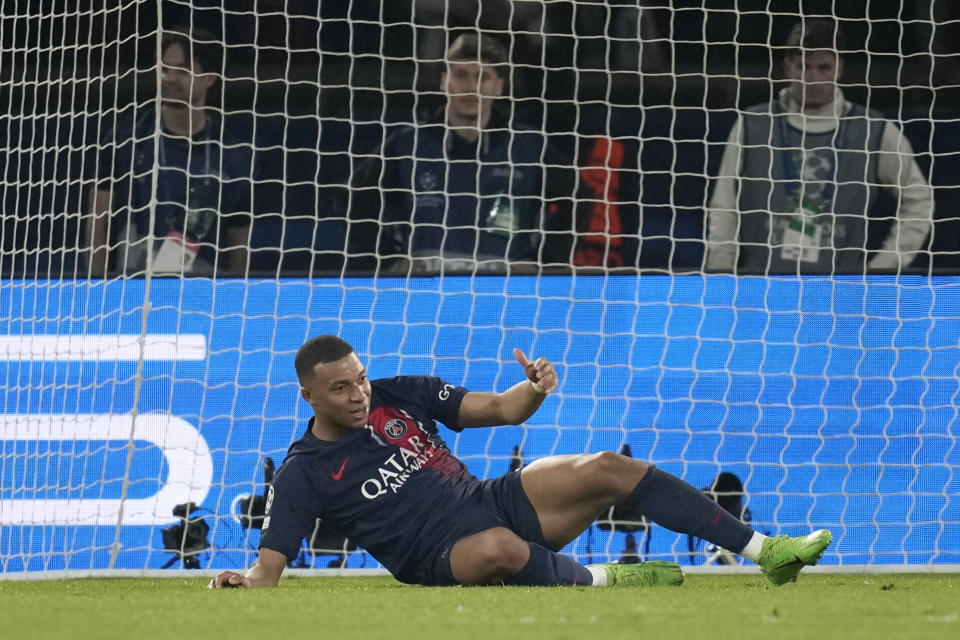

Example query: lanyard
[155,115,215,197]
[158,133,214,175]
[777,104,847,207]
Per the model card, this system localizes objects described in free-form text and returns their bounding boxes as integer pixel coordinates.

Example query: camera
[238,457,274,529]
[160,501,210,569]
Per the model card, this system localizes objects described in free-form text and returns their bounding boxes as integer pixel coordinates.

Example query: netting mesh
[1,2,959,574]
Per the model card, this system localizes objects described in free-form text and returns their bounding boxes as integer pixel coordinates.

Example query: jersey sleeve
[258,463,319,560]
[419,376,469,432]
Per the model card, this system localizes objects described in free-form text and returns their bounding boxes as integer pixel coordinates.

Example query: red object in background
[575,137,626,267]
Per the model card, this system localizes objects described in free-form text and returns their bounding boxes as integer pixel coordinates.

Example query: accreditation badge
[485,195,516,236]
[152,231,199,273]
[780,203,823,264]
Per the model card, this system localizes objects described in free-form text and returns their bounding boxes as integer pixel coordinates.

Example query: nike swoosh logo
[331,457,349,481]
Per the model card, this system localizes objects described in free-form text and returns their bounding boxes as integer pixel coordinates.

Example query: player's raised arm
[457,348,557,428]
[207,546,287,589]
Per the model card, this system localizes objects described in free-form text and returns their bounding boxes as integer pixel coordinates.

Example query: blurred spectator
[409,1,544,64]
[347,33,578,274]
[86,26,253,277]
[706,18,933,274]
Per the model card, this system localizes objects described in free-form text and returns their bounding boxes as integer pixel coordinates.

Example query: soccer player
[209,335,831,589]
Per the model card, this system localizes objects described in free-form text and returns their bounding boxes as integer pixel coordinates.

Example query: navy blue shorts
[406,470,548,586]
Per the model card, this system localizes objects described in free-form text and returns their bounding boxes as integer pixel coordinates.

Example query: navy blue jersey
[260,375,480,581]
[95,108,254,273]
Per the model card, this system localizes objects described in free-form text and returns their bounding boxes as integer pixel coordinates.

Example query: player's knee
[473,528,529,574]
[577,450,649,496]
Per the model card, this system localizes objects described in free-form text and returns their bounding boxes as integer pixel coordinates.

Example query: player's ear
[492,73,504,98]
[198,70,217,93]
[300,386,312,404]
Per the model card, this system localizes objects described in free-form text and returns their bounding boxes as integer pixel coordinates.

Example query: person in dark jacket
[86,26,253,277]
[348,33,577,275]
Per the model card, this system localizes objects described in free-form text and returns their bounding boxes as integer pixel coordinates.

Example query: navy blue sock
[624,466,754,553]
[504,542,593,586]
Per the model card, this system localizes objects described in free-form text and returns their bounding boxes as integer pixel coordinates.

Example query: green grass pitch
[1,573,956,640]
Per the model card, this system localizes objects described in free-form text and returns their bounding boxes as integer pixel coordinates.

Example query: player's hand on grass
[208,570,251,589]
[513,348,557,395]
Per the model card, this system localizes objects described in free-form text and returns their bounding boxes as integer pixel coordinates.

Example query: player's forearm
[242,568,279,587]
[242,560,283,587]
[209,548,287,589]
[242,547,287,587]
[496,379,547,425]
[457,382,546,428]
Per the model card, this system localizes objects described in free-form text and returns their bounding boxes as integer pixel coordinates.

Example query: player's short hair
[446,33,508,78]
[295,335,355,383]
[784,18,846,60]
[161,25,223,74]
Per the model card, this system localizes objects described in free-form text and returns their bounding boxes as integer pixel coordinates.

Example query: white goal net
[1,2,958,577]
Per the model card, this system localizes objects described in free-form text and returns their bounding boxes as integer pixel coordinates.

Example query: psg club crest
[383,418,407,440]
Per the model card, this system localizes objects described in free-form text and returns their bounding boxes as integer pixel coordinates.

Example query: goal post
[2,4,959,577]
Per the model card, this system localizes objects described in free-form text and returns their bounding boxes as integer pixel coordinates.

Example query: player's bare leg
[513,452,679,587]
[520,451,831,585]
[447,524,680,587]
[519,451,647,548]
[521,451,755,551]
[448,527,532,585]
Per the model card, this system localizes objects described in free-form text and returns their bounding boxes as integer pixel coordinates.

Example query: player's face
[442,60,504,126]
[160,43,214,109]
[300,353,371,434]
[785,50,841,109]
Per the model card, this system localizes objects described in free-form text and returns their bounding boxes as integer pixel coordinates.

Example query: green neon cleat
[757,529,833,586]
[589,561,684,587]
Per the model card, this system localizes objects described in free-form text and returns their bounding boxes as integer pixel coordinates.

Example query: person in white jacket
[706,19,933,274]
